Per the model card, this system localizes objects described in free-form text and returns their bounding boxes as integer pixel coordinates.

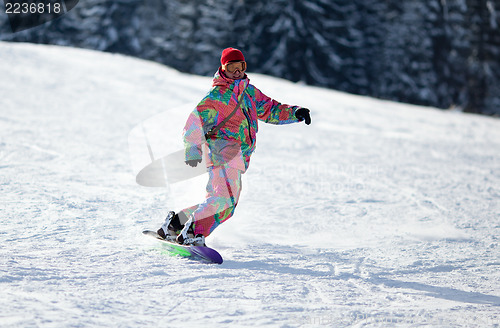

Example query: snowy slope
[1,42,499,327]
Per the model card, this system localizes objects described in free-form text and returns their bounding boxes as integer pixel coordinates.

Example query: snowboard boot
[157,211,183,239]
[176,216,206,247]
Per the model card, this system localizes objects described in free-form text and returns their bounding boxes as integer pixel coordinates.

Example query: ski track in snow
[1,42,499,327]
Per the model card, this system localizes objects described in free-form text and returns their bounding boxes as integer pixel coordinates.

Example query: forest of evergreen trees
[1,0,499,115]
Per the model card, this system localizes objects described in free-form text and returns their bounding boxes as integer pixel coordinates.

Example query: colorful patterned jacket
[183,68,302,171]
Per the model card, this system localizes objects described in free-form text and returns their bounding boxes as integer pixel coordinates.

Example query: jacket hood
[212,67,249,96]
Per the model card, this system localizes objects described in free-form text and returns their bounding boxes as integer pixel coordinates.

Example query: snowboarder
[157,47,311,246]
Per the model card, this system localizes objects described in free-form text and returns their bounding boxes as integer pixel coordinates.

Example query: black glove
[295,108,311,125]
[185,159,202,167]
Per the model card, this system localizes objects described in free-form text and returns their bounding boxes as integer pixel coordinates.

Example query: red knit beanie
[220,48,245,66]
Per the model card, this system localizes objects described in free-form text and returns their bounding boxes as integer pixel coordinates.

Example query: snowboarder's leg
[178,165,242,237]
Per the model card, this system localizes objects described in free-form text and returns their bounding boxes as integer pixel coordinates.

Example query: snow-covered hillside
[1,42,499,327]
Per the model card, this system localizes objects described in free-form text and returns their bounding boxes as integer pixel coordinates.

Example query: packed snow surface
[1,42,499,327]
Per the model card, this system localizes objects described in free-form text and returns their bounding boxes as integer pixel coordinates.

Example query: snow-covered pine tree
[353,0,387,97]
[435,0,471,110]
[237,0,311,83]
[1,0,499,115]
[381,1,440,106]
[482,0,500,115]
[144,0,235,76]
[465,0,500,114]
[234,0,366,93]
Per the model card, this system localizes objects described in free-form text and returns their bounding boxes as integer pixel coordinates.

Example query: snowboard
[142,230,223,264]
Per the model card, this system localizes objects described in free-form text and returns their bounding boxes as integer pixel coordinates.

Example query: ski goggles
[224,61,247,73]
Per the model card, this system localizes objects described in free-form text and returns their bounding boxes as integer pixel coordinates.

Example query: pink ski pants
[179,165,242,237]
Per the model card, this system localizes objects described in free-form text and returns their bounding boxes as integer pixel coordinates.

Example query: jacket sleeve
[182,109,204,161]
[182,97,219,161]
[252,85,301,124]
